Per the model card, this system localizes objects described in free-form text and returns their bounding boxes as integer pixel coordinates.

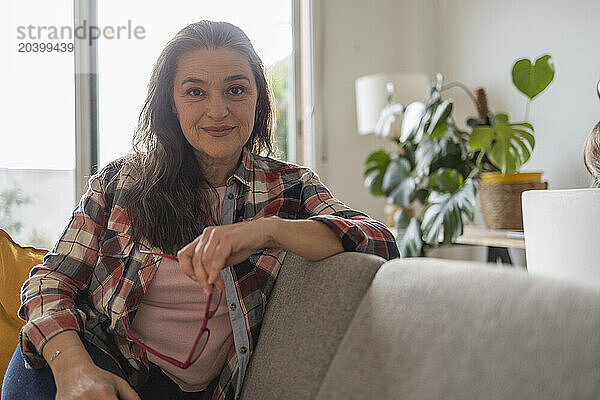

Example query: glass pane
[97,0,294,169]
[1,0,76,248]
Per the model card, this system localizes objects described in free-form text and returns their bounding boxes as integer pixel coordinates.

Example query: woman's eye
[186,88,204,97]
[228,86,245,95]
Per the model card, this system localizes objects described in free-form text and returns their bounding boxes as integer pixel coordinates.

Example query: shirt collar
[228,146,254,188]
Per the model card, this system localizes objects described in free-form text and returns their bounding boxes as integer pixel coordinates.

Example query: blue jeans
[2,342,217,400]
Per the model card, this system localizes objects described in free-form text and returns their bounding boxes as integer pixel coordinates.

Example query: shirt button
[230,303,237,311]
[240,346,247,354]
[227,193,234,199]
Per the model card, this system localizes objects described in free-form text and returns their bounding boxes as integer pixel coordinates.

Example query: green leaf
[469,126,494,151]
[415,129,459,176]
[509,121,534,132]
[511,54,555,100]
[494,113,509,124]
[430,121,448,139]
[427,100,453,136]
[364,171,385,196]
[387,177,417,207]
[485,123,534,174]
[365,150,391,168]
[512,128,535,149]
[400,102,426,143]
[381,157,412,195]
[421,179,476,246]
[430,168,463,193]
[364,150,391,194]
[394,209,423,258]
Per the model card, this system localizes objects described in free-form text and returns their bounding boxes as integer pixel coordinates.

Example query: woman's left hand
[177,218,274,296]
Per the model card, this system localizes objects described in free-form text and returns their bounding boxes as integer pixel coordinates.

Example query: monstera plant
[469,54,555,174]
[364,74,478,257]
[364,55,555,255]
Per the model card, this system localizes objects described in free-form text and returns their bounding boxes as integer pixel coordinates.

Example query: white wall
[312,0,437,223]
[434,0,600,190]
[313,0,600,264]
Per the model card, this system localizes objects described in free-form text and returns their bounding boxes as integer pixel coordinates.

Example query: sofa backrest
[240,251,385,400]
[317,258,600,400]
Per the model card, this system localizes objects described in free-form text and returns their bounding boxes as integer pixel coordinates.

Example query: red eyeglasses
[120,250,223,369]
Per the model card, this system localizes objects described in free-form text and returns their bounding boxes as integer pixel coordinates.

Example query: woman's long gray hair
[123,21,274,254]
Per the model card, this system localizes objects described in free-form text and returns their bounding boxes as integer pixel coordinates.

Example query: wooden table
[455,225,525,249]
[455,225,524,265]
[389,224,525,265]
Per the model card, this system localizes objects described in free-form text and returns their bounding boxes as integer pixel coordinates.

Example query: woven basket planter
[479,173,547,230]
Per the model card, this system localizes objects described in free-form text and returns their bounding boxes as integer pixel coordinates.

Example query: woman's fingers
[178,221,266,296]
[177,237,199,281]
[192,239,212,296]
[201,233,230,286]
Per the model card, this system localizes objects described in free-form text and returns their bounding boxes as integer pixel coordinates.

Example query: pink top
[131,186,232,392]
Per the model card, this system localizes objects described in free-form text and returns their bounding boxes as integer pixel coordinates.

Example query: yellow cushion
[0,229,47,383]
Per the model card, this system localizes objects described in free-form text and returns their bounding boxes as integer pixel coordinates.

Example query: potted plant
[363,55,555,256]
[363,74,478,257]
[469,54,555,229]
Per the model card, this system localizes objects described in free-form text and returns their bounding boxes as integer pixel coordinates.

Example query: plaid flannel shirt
[19,146,399,399]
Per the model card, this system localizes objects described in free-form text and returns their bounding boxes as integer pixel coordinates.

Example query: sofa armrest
[240,251,386,400]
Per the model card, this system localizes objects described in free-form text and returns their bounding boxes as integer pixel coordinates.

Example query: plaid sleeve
[299,169,399,260]
[18,168,109,368]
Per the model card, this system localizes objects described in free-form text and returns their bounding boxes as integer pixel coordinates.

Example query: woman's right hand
[53,349,140,400]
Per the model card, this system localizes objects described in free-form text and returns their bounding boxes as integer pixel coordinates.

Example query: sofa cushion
[0,229,47,383]
[316,258,600,400]
[240,252,385,400]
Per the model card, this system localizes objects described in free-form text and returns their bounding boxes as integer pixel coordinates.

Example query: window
[1,1,76,248]
[97,0,295,169]
[1,0,304,249]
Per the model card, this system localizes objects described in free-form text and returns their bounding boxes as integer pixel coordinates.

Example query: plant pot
[478,172,547,230]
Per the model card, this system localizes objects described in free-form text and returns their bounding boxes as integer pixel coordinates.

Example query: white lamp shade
[522,188,600,286]
[355,72,429,135]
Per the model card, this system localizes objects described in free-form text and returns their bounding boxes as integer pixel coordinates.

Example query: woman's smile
[202,125,236,137]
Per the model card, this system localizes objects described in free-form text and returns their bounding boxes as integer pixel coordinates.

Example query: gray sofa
[240,253,600,400]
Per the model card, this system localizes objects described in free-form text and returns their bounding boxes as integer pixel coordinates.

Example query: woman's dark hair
[123,21,274,254]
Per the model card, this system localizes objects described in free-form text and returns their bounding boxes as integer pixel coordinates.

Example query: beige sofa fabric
[241,252,386,400]
[316,258,600,400]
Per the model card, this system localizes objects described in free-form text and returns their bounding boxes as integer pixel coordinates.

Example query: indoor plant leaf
[427,100,453,136]
[486,123,535,174]
[381,156,412,195]
[399,101,426,143]
[430,168,464,193]
[469,126,494,151]
[430,121,448,139]
[365,149,391,167]
[363,150,391,196]
[394,208,423,258]
[364,171,385,196]
[421,179,476,245]
[415,128,459,176]
[374,103,404,138]
[511,54,555,100]
[387,176,417,207]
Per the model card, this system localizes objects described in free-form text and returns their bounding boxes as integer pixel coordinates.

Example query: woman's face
[172,47,258,168]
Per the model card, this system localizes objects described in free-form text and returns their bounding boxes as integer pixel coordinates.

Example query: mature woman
[3,21,399,400]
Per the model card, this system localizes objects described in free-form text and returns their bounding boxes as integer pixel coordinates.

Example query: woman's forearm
[41,330,93,373]
[263,216,344,261]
